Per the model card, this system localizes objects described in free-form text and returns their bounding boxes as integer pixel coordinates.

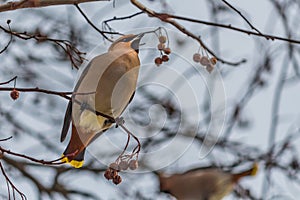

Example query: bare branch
[0,0,110,13]
[0,20,13,54]
[75,4,120,42]
[0,87,72,100]
[0,76,17,86]
[0,24,86,68]
[163,14,300,44]
[2,157,102,199]
[221,0,264,36]
[0,162,27,200]
[130,0,246,66]
[0,146,64,165]
[102,11,143,33]
[0,136,13,142]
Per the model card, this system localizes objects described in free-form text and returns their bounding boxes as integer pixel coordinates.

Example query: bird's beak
[131,33,145,53]
[136,33,145,40]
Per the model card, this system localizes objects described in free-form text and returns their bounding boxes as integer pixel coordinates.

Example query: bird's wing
[60,100,72,142]
[94,51,140,117]
[60,55,106,142]
[128,91,135,104]
[181,165,217,175]
[61,50,139,142]
[73,56,102,91]
[119,91,135,115]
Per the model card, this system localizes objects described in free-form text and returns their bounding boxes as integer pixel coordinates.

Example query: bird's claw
[115,117,125,128]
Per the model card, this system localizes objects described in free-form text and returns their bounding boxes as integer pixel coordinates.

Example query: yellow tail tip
[250,163,258,176]
[61,154,84,168]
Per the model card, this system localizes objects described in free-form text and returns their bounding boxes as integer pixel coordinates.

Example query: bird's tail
[158,173,171,193]
[232,163,258,182]
[61,124,85,168]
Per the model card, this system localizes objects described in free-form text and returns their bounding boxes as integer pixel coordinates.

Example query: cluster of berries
[154,35,171,66]
[193,53,217,73]
[104,159,138,185]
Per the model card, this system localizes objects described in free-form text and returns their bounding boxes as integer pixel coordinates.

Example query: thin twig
[119,124,141,157]
[0,162,27,200]
[0,87,72,100]
[0,0,109,13]
[164,14,300,44]
[0,136,13,142]
[130,0,246,66]
[0,20,13,54]
[102,11,144,33]
[221,0,264,36]
[0,146,64,165]
[74,4,116,42]
[0,76,17,86]
[0,24,86,69]
[115,129,131,162]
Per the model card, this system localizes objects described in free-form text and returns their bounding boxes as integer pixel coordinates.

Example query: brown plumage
[159,164,258,200]
[60,34,144,168]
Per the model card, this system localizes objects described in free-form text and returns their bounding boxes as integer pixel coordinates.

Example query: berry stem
[115,130,131,163]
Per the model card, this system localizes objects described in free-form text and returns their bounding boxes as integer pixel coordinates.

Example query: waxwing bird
[60,34,144,168]
[159,163,258,200]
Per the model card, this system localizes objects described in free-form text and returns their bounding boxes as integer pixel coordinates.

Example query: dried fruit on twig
[163,47,171,55]
[193,53,201,63]
[159,36,167,44]
[210,57,217,65]
[155,57,163,66]
[10,89,19,100]
[104,169,113,180]
[200,56,209,66]
[129,159,138,170]
[109,162,119,171]
[162,55,169,62]
[119,161,129,170]
[157,43,165,51]
[113,175,122,185]
[111,169,118,178]
[206,64,214,73]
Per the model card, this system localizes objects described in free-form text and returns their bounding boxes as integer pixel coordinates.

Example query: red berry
[159,36,167,43]
[155,57,163,66]
[162,55,169,62]
[10,89,19,100]
[129,160,138,170]
[119,161,129,170]
[113,175,122,185]
[206,64,214,73]
[193,53,201,63]
[163,47,171,55]
[104,169,112,180]
[109,162,119,171]
[157,43,165,51]
[111,169,118,178]
[200,56,209,66]
[210,57,217,65]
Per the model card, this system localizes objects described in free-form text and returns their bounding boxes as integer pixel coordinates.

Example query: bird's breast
[74,50,140,120]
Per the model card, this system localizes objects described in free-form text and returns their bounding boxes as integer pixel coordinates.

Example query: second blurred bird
[159,163,258,200]
[60,34,144,168]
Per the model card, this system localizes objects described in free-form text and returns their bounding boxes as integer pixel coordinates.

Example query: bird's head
[108,33,144,53]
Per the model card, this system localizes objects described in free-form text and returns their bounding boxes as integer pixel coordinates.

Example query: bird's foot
[115,117,125,128]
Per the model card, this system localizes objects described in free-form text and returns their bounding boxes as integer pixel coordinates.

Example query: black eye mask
[121,35,136,42]
[131,39,141,53]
